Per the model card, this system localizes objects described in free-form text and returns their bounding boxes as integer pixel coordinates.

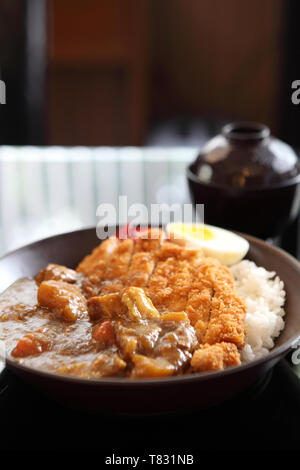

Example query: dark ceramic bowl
[187,122,300,239]
[1,228,300,413]
[187,162,300,239]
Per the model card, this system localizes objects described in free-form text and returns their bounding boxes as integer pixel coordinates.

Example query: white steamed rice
[230,260,286,362]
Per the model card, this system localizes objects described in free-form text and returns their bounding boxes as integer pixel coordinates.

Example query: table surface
[1,359,300,450]
[0,146,199,256]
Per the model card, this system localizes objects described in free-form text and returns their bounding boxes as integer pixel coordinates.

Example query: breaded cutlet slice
[100,238,134,295]
[76,237,118,275]
[199,258,246,349]
[186,257,246,349]
[203,287,246,349]
[134,227,164,252]
[157,241,203,262]
[125,228,165,288]
[185,259,215,342]
[191,342,241,372]
[147,242,202,313]
[76,237,119,297]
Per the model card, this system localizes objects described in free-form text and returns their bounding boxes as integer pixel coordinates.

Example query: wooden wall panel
[47,0,284,145]
[151,0,284,131]
[49,0,130,65]
[47,0,150,146]
[48,68,127,145]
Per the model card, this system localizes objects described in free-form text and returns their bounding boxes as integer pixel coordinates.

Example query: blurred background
[0,0,300,257]
[0,0,299,148]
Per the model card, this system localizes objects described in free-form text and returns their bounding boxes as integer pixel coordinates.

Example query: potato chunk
[35,264,77,284]
[87,292,126,320]
[38,281,87,322]
[160,312,189,322]
[131,354,175,378]
[121,287,160,321]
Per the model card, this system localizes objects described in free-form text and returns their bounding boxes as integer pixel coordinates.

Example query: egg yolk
[196,226,214,241]
[173,225,214,241]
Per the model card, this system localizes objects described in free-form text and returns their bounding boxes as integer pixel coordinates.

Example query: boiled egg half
[166,223,249,266]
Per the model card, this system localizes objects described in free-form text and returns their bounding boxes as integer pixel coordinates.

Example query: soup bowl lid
[192,122,300,190]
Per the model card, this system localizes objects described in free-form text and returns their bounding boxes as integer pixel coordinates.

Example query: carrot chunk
[12,330,50,358]
[92,320,115,346]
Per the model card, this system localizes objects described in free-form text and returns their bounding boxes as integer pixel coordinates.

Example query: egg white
[166,223,249,266]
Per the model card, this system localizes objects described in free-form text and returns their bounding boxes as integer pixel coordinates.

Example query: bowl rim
[186,162,300,192]
[221,121,271,141]
[2,227,300,387]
